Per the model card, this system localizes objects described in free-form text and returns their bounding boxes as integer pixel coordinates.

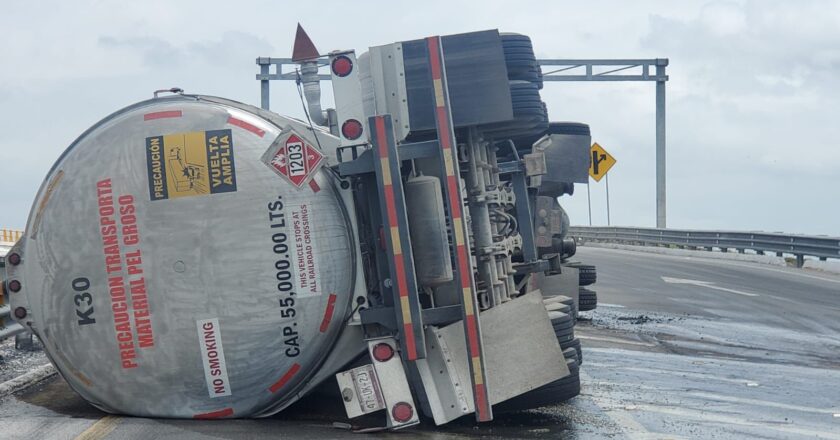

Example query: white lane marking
[687,391,840,416]
[584,246,840,285]
[598,302,626,308]
[661,276,759,297]
[578,334,658,347]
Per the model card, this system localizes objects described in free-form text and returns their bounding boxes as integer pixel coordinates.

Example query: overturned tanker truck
[4,26,597,429]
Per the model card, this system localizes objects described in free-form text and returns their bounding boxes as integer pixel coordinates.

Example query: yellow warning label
[145,130,237,201]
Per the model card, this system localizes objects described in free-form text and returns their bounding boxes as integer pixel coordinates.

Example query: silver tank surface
[9,95,356,418]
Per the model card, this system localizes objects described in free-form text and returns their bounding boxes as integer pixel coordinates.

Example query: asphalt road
[1,245,838,439]
[571,246,840,439]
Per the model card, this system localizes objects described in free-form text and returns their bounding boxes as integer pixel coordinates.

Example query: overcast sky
[2,0,838,235]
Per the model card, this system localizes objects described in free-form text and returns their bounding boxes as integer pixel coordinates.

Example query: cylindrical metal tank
[6,95,356,418]
[404,175,453,287]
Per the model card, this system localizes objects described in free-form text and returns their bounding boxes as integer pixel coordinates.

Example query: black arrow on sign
[592,151,607,175]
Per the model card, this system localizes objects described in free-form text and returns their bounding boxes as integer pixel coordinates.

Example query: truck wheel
[495,358,580,412]
[545,301,572,314]
[563,347,579,365]
[552,308,582,364]
[543,295,572,307]
[561,296,577,318]
[549,311,575,345]
[558,295,578,319]
[575,264,597,286]
[562,338,582,365]
[579,288,597,311]
[544,295,578,320]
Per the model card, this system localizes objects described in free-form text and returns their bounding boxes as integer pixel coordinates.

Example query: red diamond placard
[268,134,325,188]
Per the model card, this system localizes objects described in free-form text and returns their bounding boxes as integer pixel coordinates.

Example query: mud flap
[415,292,569,425]
[532,268,580,305]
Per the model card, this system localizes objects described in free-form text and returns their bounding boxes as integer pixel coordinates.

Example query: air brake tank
[404,175,453,287]
[5,95,356,418]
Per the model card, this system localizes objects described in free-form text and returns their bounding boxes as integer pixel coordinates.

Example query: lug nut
[8,280,21,293]
[8,253,21,266]
[14,307,27,319]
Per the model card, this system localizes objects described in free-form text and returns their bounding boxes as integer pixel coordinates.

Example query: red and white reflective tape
[193,407,233,419]
[373,116,418,361]
[268,363,301,393]
[426,35,491,422]
[227,116,265,137]
[143,110,182,121]
[308,178,321,193]
[319,293,338,332]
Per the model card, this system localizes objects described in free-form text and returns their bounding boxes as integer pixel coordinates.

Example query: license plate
[351,364,385,414]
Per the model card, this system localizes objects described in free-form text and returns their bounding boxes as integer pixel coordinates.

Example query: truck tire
[495,358,580,412]
[557,295,578,319]
[545,301,572,314]
[550,305,582,363]
[481,81,548,142]
[545,293,580,319]
[579,288,597,311]
[549,311,575,345]
[575,264,597,286]
[546,298,580,362]
[563,338,582,365]
[563,347,578,365]
[500,33,544,89]
[544,295,578,320]
[543,295,572,307]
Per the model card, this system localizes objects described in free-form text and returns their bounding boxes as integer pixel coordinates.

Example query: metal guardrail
[0,228,23,244]
[570,226,840,267]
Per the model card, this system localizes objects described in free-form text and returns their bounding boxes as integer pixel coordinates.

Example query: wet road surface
[1,245,838,439]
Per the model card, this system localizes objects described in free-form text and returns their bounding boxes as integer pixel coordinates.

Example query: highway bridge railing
[569,226,840,267]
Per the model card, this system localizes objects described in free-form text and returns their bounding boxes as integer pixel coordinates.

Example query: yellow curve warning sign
[145,130,237,201]
[589,142,616,182]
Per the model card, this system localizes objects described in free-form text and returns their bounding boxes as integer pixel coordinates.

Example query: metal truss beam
[256,56,670,228]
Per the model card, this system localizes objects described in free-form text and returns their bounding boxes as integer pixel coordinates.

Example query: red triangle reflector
[292,24,320,62]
